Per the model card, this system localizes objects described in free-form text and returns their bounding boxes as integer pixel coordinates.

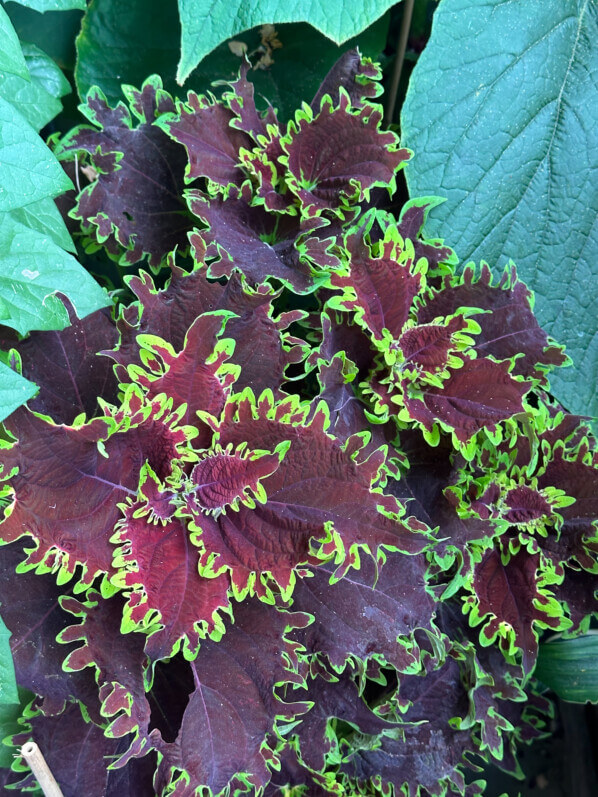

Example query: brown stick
[19,742,64,797]
[384,0,416,126]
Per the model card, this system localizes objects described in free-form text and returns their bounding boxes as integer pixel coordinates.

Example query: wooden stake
[19,741,64,797]
[384,0,416,126]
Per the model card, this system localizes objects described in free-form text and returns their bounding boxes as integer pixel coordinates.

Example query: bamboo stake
[384,0,416,126]
[19,741,64,797]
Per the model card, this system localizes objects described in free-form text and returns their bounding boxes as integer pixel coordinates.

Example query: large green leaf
[0,359,37,422]
[7,0,85,11]
[176,0,397,83]
[0,41,70,130]
[535,633,598,703]
[0,613,18,706]
[3,3,84,70]
[401,0,598,421]
[0,213,108,335]
[0,4,28,78]
[0,95,72,211]
[9,195,74,252]
[76,0,388,120]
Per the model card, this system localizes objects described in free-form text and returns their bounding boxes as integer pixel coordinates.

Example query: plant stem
[384,0,416,126]
[19,742,64,797]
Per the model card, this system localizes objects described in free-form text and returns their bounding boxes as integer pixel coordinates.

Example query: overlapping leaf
[0,390,190,587]
[152,599,310,795]
[112,505,231,661]
[291,553,435,673]
[183,390,429,598]
[57,77,192,267]
[465,549,565,673]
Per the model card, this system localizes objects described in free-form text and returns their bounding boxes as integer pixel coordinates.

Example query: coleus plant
[0,50,597,796]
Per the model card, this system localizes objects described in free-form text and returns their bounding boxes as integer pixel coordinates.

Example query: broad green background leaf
[7,0,85,11]
[535,633,598,703]
[0,41,70,130]
[0,95,72,211]
[0,214,108,334]
[0,359,37,421]
[0,612,20,767]
[9,195,74,252]
[0,613,18,706]
[401,0,598,422]
[76,0,388,120]
[176,0,398,83]
[0,3,28,77]
[3,2,84,70]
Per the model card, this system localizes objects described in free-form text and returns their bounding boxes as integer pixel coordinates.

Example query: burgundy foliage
[0,51,596,797]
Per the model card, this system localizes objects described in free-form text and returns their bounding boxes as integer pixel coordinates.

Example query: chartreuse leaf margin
[401,0,598,423]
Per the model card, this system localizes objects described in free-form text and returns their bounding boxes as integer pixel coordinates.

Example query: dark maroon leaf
[11,702,131,797]
[227,303,308,396]
[388,431,495,558]
[111,258,272,367]
[186,446,284,512]
[418,264,567,382]
[187,393,429,597]
[310,310,377,380]
[399,315,470,373]
[294,668,394,772]
[0,394,189,585]
[468,550,562,673]
[159,91,253,187]
[58,591,150,755]
[57,78,191,268]
[112,505,231,661]
[291,552,435,673]
[263,744,334,796]
[340,659,475,796]
[552,566,598,633]
[187,189,316,292]
[0,543,100,717]
[329,225,422,341]
[130,311,236,440]
[283,93,410,215]
[314,353,373,443]
[503,485,553,525]
[152,600,311,795]
[310,49,382,112]
[396,196,455,271]
[538,447,598,549]
[402,358,530,442]
[0,304,118,425]
[222,59,278,142]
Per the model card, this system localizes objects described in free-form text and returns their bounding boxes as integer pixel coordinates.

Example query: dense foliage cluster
[1,51,597,796]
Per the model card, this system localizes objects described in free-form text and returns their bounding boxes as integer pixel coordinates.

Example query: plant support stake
[19,742,64,797]
[385,0,415,126]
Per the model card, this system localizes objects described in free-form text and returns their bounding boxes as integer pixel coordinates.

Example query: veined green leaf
[4,3,84,71]
[9,195,75,253]
[401,0,598,422]
[0,41,70,130]
[0,95,72,211]
[176,0,397,83]
[7,0,86,11]
[0,613,18,706]
[0,213,108,335]
[76,0,388,120]
[0,4,29,78]
[0,359,37,422]
[535,632,598,703]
